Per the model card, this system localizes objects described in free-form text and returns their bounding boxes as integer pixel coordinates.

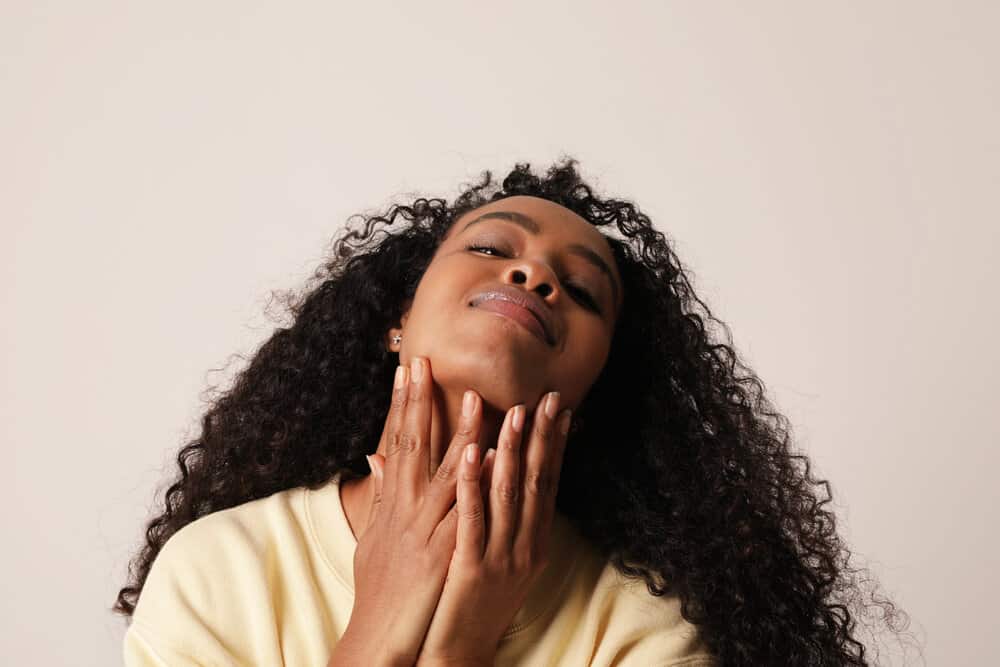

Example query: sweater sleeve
[597,620,718,667]
[122,621,170,667]
[123,618,245,667]
[582,564,717,667]
[121,517,273,667]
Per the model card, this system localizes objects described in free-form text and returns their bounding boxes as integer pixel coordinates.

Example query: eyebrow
[458,210,621,309]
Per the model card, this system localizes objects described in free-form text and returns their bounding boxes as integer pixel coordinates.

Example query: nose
[502,257,561,302]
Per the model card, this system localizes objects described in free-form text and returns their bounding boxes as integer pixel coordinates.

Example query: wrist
[333,626,416,667]
[417,656,494,667]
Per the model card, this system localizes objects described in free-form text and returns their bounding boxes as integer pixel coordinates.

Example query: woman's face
[393,195,622,417]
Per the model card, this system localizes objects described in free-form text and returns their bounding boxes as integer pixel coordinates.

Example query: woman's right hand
[332,356,485,667]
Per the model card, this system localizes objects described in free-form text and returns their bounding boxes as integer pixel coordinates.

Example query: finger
[536,409,571,555]
[479,448,496,503]
[362,453,385,535]
[479,448,496,540]
[417,389,482,535]
[485,404,525,557]
[396,356,433,502]
[380,364,410,500]
[513,392,561,563]
[456,443,485,561]
[431,388,478,472]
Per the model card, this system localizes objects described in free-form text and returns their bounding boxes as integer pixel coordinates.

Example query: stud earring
[391,334,402,345]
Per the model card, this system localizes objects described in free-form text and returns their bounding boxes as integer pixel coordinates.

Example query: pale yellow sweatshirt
[123,471,716,666]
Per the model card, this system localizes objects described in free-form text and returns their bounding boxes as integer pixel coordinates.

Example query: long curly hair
[114,157,914,665]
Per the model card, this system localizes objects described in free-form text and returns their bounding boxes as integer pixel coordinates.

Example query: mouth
[470,295,555,346]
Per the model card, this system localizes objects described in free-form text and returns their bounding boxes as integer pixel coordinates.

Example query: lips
[470,287,557,346]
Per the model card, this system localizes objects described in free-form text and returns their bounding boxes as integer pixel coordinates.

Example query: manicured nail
[462,390,475,418]
[465,443,478,463]
[558,409,572,435]
[394,365,406,389]
[545,391,560,419]
[410,357,424,382]
[512,405,525,432]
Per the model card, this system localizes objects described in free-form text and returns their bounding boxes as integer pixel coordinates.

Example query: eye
[565,283,601,313]
[466,243,507,257]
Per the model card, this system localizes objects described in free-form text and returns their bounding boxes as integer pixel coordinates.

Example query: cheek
[416,256,483,302]
[560,322,612,390]
[404,264,476,333]
[412,263,456,305]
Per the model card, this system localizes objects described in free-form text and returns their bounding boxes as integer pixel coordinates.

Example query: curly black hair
[114,157,915,665]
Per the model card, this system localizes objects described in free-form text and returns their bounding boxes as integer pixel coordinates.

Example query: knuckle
[386,432,405,456]
[461,502,484,523]
[391,385,409,409]
[397,431,420,454]
[495,481,519,505]
[498,433,518,453]
[433,458,457,484]
[408,382,426,403]
[524,470,553,497]
[534,420,553,440]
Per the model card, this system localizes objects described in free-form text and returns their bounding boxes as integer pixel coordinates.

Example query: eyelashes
[465,243,601,313]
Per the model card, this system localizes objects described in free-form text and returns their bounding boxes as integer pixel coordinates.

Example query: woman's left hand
[417,390,573,667]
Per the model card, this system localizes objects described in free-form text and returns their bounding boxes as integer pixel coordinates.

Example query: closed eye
[466,244,602,314]
[467,244,505,257]
[565,283,600,312]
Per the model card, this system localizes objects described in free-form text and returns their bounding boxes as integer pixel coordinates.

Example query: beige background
[2,2,996,665]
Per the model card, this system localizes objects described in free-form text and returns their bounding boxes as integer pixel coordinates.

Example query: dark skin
[334,196,623,666]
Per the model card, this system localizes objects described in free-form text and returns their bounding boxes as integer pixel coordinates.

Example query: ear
[385,298,413,352]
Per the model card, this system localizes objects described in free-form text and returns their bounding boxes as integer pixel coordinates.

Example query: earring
[392,334,402,345]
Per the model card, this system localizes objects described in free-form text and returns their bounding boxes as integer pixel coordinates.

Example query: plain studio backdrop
[2,2,996,665]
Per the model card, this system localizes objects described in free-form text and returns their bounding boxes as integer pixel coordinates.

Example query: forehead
[449,195,614,259]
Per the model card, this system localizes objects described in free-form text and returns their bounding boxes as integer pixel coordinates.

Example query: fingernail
[365,455,374,473]
[465,443,478,463]
[545,391,560,419]
[558,409,572,435]
[394,365,406,389]
[512,405,525,432]
[410,357,424,382]
[462,390,475,417]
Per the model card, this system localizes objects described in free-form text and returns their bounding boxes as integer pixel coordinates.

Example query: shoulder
[560,533,717,666]
[126,487,313,665]
[134,486,307,621]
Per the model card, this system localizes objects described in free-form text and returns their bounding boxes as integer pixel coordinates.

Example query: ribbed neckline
[304,470,585,638]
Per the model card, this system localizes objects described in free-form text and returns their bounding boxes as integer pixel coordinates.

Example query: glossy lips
[470,286,557,346]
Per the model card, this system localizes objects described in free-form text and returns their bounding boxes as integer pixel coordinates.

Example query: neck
[341,384,508,539]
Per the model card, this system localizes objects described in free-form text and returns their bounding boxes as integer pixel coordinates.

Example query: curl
[114,156,917,665]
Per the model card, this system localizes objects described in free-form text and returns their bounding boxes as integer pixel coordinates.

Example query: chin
[437,343,542,404]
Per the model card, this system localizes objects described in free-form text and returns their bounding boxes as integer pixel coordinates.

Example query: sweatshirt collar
[305,470,583,638]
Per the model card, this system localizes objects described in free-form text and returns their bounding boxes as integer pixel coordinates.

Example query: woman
[114,158,908,665]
